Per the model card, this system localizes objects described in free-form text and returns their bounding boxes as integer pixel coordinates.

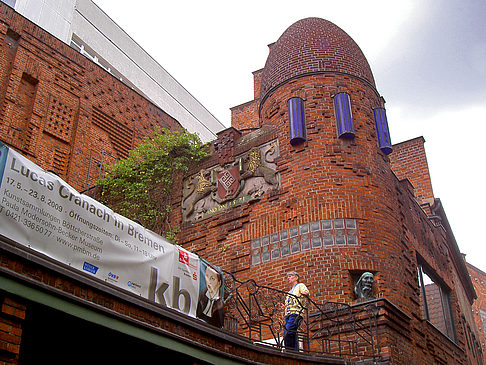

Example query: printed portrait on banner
[196,260,224,328]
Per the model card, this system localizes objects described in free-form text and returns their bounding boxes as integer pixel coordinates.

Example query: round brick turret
[176,17,471,364]
[260,17,375,103]
[256,18,405,307]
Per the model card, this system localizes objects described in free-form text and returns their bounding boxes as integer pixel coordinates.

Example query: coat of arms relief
[182,141,280,221]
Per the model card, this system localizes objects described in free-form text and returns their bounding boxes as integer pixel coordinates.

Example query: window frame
[417,261,457,342]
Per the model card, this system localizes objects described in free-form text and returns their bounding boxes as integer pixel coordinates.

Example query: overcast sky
[93,0,486,271]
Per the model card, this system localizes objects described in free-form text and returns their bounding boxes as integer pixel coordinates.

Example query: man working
[283,271,309,350]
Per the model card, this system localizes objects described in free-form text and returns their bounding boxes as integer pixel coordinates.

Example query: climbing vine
[96,128,208,239]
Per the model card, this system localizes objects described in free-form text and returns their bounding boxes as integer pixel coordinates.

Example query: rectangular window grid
[250,218,358,265]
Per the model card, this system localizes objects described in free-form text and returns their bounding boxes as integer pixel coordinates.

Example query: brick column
[0,296,26,364]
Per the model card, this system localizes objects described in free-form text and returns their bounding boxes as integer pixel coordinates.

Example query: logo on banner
[179,249,189,265]
[178,249,197,270]
[127,281,141,289]
[108,272,119,282]
[217,166,239,200]
[83,262,98,274]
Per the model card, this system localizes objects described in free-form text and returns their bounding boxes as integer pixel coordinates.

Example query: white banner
[0,143,204,319]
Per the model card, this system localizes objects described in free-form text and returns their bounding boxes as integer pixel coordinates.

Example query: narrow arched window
[288,97,306,145]
[373,108,392,155]
[333,92,355,139]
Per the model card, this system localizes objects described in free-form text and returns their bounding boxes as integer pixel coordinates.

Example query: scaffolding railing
[222,270,382,361]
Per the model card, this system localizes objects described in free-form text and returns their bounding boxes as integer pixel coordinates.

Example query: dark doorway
[19,302,208,365]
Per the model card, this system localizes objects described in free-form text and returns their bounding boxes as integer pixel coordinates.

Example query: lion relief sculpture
[182,142,279,221]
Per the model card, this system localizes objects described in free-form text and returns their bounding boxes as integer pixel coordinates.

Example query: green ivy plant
[96,128,208,240]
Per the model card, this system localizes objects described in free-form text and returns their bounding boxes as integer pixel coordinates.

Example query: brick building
[468,263,486,361]
[0,4,484,365]
[0,4,183,193]
[0,4,326,365]
[4,0,224,143]
[176,17,483,364]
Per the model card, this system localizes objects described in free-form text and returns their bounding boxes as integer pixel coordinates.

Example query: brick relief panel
[44,94,76,143]
[182,140,279,222]
[0,29,20,102]
[3,72,38,151]
[51,145,70,176]
[91,106,133,159]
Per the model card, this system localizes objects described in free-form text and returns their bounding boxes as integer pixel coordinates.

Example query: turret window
[333,92,355,139]
[288,97,306,145]
[373,108,392,155]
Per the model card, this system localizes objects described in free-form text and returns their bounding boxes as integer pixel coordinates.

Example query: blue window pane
[288,97,306,145]
[333,93,355,138]
[373,108,392,155]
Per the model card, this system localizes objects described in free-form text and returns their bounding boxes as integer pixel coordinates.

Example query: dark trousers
[284,313,302,349]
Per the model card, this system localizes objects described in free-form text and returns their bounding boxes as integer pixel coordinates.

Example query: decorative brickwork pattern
[91,106,133,159]
[2,72,37,151]
[213,127,242,166]
[44,94,76,143]
[0,4,180,190]
[51,145,70,176]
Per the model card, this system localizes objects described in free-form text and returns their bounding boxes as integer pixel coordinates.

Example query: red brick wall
[230,99,259,133]
[468,263,486,363]
[253,69,262,100]
[254,72,401,299]
[0,5,181,192]
[0,296,25,364]
[389,137,435,208]
[174,69,470,362]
